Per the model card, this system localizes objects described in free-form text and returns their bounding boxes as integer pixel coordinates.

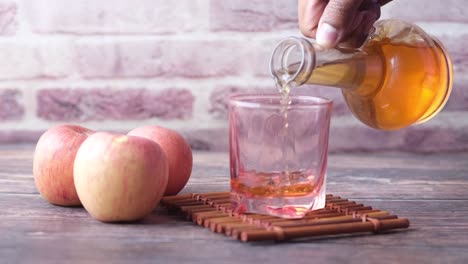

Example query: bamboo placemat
[160,192,410,242]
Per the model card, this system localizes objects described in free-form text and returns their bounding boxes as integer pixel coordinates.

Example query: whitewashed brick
[0,0,16,34]
[23,0,205,34]
[76,39,246,78]
[0,39,72,80]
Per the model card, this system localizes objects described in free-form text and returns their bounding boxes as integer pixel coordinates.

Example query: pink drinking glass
[229,94,333,219]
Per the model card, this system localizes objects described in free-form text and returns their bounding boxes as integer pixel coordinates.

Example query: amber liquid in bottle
[271,20,453,130]
[309,38,452,130]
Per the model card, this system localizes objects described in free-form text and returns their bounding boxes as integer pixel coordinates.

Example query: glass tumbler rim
[228,93,333,110]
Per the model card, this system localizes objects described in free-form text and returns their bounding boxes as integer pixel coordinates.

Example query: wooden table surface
[1,145,468,264]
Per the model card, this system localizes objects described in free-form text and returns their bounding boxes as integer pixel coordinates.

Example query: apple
[73,132,168,222]
[128,126,193,196]
[33,124,94,206]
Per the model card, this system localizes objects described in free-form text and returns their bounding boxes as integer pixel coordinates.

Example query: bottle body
[270,19,453,130]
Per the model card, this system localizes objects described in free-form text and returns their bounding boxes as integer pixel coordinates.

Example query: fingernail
[317,23,338,48]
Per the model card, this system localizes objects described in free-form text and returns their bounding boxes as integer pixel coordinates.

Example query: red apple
[33,124,94,206]
[73,132,168,222]
[128,126,193,196]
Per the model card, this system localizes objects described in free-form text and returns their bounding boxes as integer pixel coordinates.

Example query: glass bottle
[270,19,453,130]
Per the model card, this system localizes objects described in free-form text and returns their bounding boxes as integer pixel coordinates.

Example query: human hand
[298,0,392,48]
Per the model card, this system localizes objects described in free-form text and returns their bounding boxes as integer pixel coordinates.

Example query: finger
[362,9,379,33]
[348,11,365,33]
[338,0,380,48]
[339,10,379,48]
[340,0,377,36]
[359,0,381,22]
[298,0,327,38]
[378,0,393,6]
[317,0,363,48]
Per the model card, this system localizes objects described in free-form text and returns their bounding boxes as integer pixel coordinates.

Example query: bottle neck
[270,37,360,89]
[270,37,315,87]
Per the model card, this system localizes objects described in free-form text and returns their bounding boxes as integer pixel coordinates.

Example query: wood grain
[1,145,468,264]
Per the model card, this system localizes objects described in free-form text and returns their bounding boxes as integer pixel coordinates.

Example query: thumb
[317,0,363,48]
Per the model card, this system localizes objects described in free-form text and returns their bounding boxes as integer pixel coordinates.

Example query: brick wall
[0,0,467,152]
